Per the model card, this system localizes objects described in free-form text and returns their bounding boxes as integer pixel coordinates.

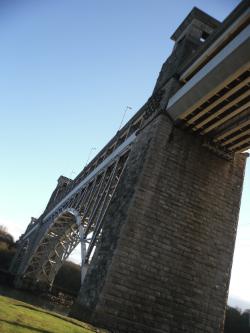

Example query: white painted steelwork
[167,19,250,154]
[167,25,249,114]
[43,132,136,222]
[180,7,250,82]
[16,150,130,288]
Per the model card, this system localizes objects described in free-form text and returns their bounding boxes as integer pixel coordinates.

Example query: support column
[71,114,247,333]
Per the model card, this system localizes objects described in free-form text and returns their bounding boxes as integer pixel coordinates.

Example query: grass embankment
[0,295,108,333]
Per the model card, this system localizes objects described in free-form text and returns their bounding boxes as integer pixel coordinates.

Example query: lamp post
[85,147,97,166]
[118,106,132,131]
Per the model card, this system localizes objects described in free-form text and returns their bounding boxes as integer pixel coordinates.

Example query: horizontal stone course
[70,4,248,330]
[71,112,247,332]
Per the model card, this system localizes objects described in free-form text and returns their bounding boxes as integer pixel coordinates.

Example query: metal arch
[9,239,30,275]
[17,152,130,289]
[42,133,136,223]
[23,209,84,288]
[65,208,81,226]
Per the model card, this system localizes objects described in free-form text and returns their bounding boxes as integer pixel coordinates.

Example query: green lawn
[0,295,108,333]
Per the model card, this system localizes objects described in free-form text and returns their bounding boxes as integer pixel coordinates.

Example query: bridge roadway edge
[70,110,247,332]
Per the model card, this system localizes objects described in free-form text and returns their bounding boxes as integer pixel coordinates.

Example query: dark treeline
[224,307,250,333]
[0,226,249,332]
[53,260,81,295]
[0,226,16,271]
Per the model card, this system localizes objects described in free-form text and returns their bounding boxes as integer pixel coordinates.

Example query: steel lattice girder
[20,152,129,287]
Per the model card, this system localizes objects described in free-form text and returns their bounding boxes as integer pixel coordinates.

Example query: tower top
[171,7,221,43]
[57,175,72,186]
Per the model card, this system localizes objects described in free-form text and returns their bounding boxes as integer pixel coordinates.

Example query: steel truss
[9,239,29,275]
[16,151,129,289]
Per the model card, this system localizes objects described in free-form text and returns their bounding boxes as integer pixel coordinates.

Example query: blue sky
[0,0,249,309]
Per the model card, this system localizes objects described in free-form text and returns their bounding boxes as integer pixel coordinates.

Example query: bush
[53,261,81,295]
[0,226,16,271]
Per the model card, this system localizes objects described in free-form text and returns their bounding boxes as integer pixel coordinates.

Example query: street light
[118,106,132,131]
[85,147,97,166]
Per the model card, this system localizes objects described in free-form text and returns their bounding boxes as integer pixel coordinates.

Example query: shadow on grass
[0,318,52,333]
[14,304,95,331]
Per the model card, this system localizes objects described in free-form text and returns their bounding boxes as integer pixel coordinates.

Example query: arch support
[17,209,84,290]
[12,152,129,290]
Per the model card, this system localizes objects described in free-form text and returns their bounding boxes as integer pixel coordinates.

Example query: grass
[0,295,108,333]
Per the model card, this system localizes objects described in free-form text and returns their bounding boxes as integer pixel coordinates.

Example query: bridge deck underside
[167,21,250,157]
[178,67,250,156]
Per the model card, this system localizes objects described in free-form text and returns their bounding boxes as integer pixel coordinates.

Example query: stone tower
[70,3,249,332]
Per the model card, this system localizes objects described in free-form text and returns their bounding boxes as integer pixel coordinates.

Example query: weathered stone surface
[71,113,247,332]
[70,4,248,331]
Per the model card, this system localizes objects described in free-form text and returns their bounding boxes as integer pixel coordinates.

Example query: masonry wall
[71,113,247,333]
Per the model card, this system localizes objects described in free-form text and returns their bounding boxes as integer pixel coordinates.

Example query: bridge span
[11,2,249,332]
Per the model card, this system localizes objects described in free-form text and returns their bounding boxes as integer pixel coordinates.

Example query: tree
[0,225,16,270]
[224,306,250,333]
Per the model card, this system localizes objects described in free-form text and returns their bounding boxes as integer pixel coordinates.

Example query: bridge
[10,2,249,332]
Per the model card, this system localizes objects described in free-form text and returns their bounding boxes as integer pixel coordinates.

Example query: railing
[43,132,136,224]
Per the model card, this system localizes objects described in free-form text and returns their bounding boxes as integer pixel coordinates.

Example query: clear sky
[0,0,249,309]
